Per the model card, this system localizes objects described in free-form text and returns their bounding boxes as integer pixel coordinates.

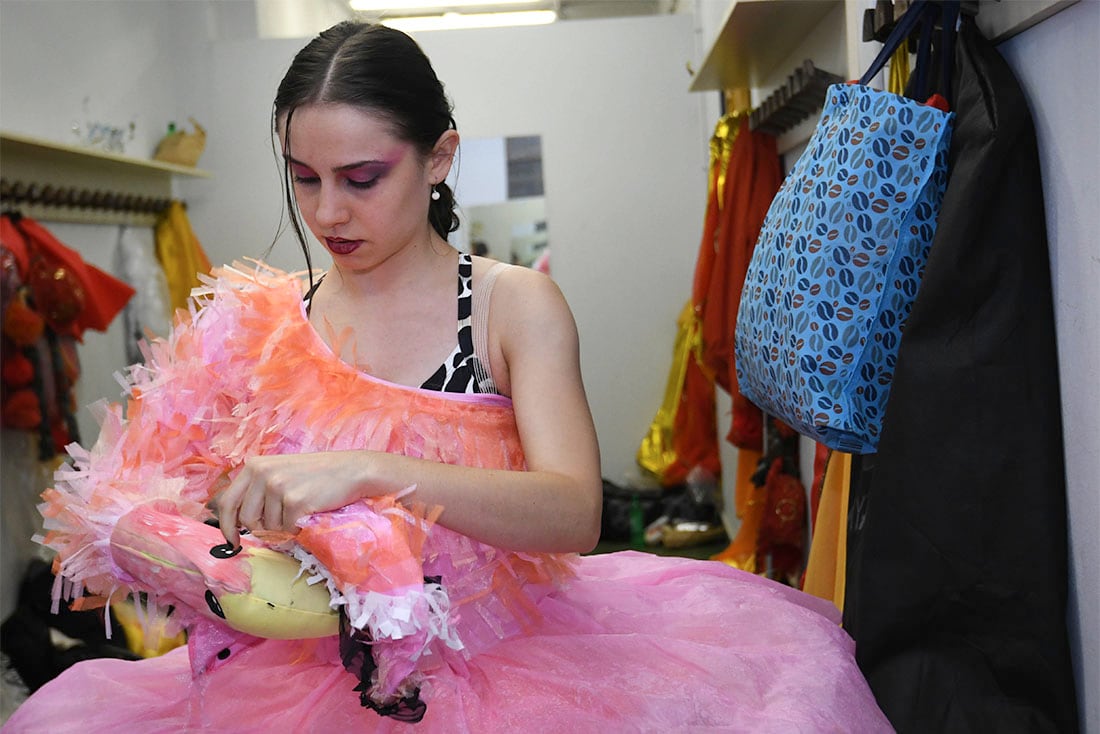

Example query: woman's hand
[212,451,372,547]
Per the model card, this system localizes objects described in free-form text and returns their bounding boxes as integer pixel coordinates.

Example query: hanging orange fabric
[663,340,721,486]
[1,215,134,455]
[693,118,783,451]
[711,446,765,572]
[688,112,738,389]
[700,117,794,576]
[155,201,212,311]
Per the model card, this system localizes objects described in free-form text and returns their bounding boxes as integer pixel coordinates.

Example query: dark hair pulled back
[273,22,458,271]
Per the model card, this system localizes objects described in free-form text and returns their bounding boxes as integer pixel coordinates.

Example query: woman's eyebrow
[336,160,392,173]
[284,155,389,172]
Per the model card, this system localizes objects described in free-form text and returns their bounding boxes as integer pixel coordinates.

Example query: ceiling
[346,0,680,21]
[255,0,682,39]
[549,0,680,21]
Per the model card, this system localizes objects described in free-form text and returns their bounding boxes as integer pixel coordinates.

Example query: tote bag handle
[860,0,960,103]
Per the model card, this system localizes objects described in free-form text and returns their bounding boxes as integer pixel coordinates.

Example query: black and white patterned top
[420,254,498,394]
[304,253,500,395]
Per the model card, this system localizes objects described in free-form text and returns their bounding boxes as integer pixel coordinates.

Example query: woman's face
[279,103,453,269]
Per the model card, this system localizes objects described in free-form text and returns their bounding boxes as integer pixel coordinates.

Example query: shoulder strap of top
[456,254,475,359]
[303,274,325,315]
[471,261,508,391]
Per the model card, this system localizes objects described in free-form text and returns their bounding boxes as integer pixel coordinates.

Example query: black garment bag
[843,16,1079,734]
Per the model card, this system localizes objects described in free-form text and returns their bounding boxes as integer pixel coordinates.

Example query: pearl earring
[431,186,441,201]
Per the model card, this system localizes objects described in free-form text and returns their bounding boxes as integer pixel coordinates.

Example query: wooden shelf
[1,130,210,225]
[1,130,211,179]
[689,0,842,93]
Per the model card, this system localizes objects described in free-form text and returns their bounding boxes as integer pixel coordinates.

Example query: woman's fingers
[238,477,266,533]
[262,494,286,534]
[215,469,250,548]
[215,508,240,548]
[212,456,326,542]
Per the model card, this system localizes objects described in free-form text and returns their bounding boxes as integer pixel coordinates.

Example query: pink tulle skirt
[4,551,891,733]
[11,266,892,732]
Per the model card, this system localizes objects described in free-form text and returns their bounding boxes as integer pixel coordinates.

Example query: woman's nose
[314,186,349,227]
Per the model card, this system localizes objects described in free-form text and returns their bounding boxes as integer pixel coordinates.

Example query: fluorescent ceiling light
[350,0,540,11]
[381,10,556,31]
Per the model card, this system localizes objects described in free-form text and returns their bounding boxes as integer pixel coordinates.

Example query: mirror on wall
[449,135,549,271]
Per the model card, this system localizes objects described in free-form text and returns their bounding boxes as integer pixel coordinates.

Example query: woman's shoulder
[468,256,576,395]
[470,255,555,290]
[472,257,567,317]
[475,260,576,361]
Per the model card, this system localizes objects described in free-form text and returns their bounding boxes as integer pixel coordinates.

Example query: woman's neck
[308,234,461,386]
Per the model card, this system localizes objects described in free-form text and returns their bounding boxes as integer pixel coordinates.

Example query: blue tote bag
[735,1,958,454]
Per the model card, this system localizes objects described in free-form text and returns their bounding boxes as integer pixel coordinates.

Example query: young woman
[5,23,891,732]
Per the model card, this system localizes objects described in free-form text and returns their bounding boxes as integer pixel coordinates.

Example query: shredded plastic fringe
[34,260,577,682]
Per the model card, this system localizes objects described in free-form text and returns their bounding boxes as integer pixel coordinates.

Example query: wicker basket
[154,118,206,167]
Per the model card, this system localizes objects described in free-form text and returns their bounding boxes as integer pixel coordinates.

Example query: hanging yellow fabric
[636,301,696,478]
[155,201,212,312]
[802,43,911,610]
[888,42,911,97]
[802,450,852,610]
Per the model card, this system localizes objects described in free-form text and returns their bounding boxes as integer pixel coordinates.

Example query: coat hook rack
[0,177,175,224]
[748,60,844,137]
[863,0,982,43]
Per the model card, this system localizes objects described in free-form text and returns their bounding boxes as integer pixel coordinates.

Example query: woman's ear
[429,129,460,184]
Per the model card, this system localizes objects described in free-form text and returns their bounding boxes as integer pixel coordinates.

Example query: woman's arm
[213,267,603,554]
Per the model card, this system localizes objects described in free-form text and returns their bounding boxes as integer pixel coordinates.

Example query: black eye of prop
[210,543,242,559]
[205,590,226,619]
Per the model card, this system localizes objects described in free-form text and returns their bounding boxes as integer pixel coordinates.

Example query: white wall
[0,1,213,160]
[999,2,1100,730]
